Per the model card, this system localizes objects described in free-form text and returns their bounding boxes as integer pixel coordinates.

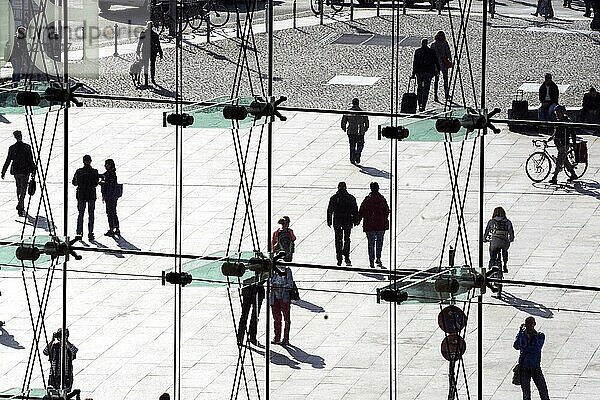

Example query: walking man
[357,182,390,268]
[549,105,576,184]
[136,21,163,87]
[72,155,99,241]
[514,317,550,400]
[341,98,369,165]
[327,182,358,266]
[2,130,36,217]
[412,38,440,112]
[237,281,265,346]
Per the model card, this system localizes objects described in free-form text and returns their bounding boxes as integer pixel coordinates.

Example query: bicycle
[150,0,230,35]
[525,139,588,183]
[310,0,345,15]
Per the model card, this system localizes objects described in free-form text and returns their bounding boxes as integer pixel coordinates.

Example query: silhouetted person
[581,87,600,123]
[549,106,576,184]
[514,317,550,400]
[100,159,120,237]
[237,281,265,346]
[412,38,440,112]
[72,155,99,241]
[159,394,170,400]
[136,21,163,87]
[270,265,294,346]
[2,130,36,217]
[341,98,369,165]
[327,182,358,266]
[43,328,78,392]
[10,27,29,86]
[538,73,559,121]
[357,182,389,268]
[430,31,452,102]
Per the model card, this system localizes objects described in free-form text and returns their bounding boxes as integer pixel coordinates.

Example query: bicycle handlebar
[532,139,549,147]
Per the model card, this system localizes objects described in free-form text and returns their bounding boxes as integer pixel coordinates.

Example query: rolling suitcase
[509,90,529,130]
[401,77,418,114]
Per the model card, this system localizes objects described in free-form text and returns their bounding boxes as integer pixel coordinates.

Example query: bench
[507,106,581,123]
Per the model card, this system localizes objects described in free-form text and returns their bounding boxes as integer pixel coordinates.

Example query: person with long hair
[100,159,121,237]
[483,206,514,272]
[430,30,452,103]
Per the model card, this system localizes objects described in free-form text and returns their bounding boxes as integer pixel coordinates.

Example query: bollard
[437,0,442,15]
[377,0,380,17]
[293,0,297,29]
[265,0,269,33]
[402,0,407,15]
[206,14,211,43]
[81,26,86,61]
[113,23,118,56]
[319,0,324,25]
[236,9,241,38]
[350,0,354,21]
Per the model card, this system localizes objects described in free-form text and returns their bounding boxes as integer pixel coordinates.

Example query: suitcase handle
[407,77,417,94]
[514,89,524,101]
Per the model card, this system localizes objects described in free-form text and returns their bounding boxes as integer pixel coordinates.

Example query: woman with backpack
[484,207,515,273]
[100,159,121,237]
[271,216,296,262]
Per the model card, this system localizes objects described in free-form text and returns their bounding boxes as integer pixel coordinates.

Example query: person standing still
[43,328,78,392]
[270,266,294,346]
[549,106,576,184]
[272,216,296,262]
[412,38,440,112]
[100,159,121,237]
[430,31,452,103]
[72,155,99,241]
[237,281,265,346]
[10,27,29,86]
[341,98,369,165]
[2,130,36,217]
[136,21,163,87]
[538,73,559,121]
[358,182,390,268]
[327,182,358,266]
[514,317,550,400]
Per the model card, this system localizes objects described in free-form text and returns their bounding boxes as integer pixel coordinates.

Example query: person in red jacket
[357,182,390,268]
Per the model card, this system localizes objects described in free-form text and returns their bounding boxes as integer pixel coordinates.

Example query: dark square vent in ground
[332,34,425,47]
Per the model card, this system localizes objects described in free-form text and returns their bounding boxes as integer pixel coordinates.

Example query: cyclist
[549,105,577,184]
[484,207,514,273]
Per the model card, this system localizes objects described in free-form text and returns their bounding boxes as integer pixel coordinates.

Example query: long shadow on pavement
[0,326,25,349]
[499,291,554,319]
[250,344,301,369]
[292,299,325,313]
[114,235,141,251]
[24,213,57,233]
[250,343,325,369]
[572,180,600,200]
[359,165,390,179]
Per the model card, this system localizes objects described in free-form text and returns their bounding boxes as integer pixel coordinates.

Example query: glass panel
[0,234,59,270]
[180,250,269,287]
[379,107,480,142]
[0,81,64,115]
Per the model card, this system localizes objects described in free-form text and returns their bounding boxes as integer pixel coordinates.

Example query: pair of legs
[366,230,385,267]
[520,366,550,400]
[76,199,95,239]
[237,286,265,345]
[434,69,449,101]
[141,53,158,84]
[271,298,290,344]
[415,73,434,111]
[551,145,575,182]
[538,102,557,121]
[14,173,30,215]
[105,198,120,234]
[534,0,554,17]
[347,135,364,164]
[334,224,352,264]
[489,244,508,271]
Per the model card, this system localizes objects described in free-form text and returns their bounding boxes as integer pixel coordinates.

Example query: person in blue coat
[514,317,550,400]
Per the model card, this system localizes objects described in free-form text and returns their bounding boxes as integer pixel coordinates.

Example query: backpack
[492,219,508,239]
[276,228,294,253]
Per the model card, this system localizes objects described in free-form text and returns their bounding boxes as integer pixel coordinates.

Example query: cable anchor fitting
[15,236,82,262]
[248,96,287,121]
[162,271,193,286]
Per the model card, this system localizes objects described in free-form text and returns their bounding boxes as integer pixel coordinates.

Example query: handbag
[28,177,36,196]
[290,282,300,301]
[512,364,521,385]
[443,57,453,69]
[115,183,123,198]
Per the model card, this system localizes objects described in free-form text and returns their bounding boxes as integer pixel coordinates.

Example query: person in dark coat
[237,280,265,346]
[136,21,163,87]
[10,27,29,86]
[549,106,576,184]
[2,130,36,217]
[341,98,369,165]
[327,182,358,266]
[357,182,390,268]
[43,328,78,392]
[100,159,120,237]
[538,73,560,121]
[430,31,452,102]
[581,87,600,123]
[72,155,99,241]
[514,317,550,400]
[411,38,440,112]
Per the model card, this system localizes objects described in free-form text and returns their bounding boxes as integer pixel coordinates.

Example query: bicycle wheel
[208,3,230,27]
[566,148,588,179]
[150,9,166,34]
[525,151,552,182]
[310,0,322,15]
[330,0,344,12]
[188,4,204,30]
